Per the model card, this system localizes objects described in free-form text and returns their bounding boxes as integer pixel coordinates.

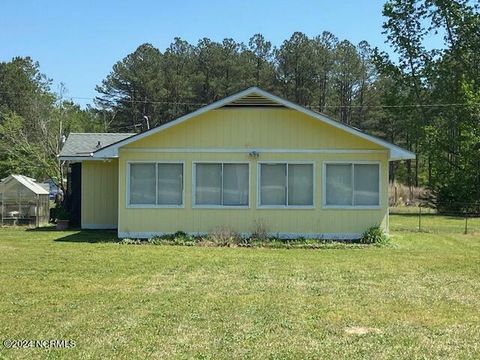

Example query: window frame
[257,161,316,209]
[192,161,251,209]
[126,161,185,209]
[322,161,381,209]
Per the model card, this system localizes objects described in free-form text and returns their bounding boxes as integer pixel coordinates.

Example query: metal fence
[390,203,480,235]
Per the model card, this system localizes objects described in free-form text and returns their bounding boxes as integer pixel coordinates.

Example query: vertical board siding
[118,151,388,236]
[82,108,391,235]
[123,108,385,150]
[81,160,118,228]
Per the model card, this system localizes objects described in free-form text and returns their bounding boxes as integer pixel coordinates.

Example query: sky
[1,0,444,107]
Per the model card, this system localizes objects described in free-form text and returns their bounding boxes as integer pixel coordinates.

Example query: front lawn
[1,215,479,359]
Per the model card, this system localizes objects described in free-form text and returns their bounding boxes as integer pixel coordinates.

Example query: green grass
[391,212,480,234]
[1,215,480,359]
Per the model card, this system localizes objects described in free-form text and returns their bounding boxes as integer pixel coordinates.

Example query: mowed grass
[390,211,480,234]
[0,215,479,359]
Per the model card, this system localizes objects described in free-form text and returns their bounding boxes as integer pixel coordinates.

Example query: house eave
[90,87,416,160]
[58,155,117,161]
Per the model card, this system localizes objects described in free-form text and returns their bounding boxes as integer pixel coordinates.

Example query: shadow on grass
[26,226,119,243]
[390,213,437,217]
[55,230,119,243]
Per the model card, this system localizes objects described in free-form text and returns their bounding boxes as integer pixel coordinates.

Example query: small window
[259,163,314,207]
[194,163,249,207]
[325,163,379,207]
[128,163,183,206]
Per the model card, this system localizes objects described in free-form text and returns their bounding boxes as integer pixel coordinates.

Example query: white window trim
[322,161,381,210]
[192,161,251,209]
[126,161,185,209]
[257,161,316,209]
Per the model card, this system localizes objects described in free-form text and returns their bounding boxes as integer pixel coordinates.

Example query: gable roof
[0,175,49,195]
[91,87,415,161]
[59,133,135,160]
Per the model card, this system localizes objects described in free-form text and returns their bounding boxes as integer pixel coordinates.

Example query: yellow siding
[117,105,390,237]
[118,152,388,236]
[124,108,384,150]
[81,160,118,229]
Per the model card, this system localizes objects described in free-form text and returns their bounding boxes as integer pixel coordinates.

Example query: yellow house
[59,87,414,239]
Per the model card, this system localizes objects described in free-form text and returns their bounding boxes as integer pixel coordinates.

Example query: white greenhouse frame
[0,175,50,227]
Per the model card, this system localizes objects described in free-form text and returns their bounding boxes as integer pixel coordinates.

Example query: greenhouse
[0,175,50,227]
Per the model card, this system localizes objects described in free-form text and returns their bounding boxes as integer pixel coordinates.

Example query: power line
[0,90,479,109]
[0,90,208,106]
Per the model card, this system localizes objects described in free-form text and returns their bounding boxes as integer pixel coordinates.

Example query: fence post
[418,205,422,232]
[0,190,3,226]
[464,213,468,235]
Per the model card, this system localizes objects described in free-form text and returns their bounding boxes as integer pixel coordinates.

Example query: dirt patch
[345,326,381,335]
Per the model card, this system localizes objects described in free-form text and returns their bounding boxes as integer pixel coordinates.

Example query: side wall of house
[118,152,388,238]
[81,160,118,229]
[117,108,389,238]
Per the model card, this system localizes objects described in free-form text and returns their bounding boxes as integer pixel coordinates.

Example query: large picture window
[259,163,314,207]
[128,162,184,207]
[194,163,249,207]
[324,163,380,207]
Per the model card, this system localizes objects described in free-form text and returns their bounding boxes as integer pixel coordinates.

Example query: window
[325,163,379,207]
[128,162,183,206]
[157,163,184,205]
[259,163,314,207]
[129,163,156,205]
[194,163,249,207]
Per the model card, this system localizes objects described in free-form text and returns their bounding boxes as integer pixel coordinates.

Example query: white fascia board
[389,148,416,161]
[251,88,416,161]
[58,155,115,161]
[92,86,416,161]
[92,87,259,158]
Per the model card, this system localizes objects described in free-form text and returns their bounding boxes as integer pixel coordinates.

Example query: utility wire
[0,90,479,109]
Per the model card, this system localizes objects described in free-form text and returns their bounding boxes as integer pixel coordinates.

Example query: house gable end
[122,107,385,151]
[93,87,414,160]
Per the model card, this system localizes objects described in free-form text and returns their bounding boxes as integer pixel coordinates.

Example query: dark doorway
[65,162,82,227]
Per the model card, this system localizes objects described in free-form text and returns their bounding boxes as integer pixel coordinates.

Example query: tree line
[96,33,380,131]
[0,0,478,209]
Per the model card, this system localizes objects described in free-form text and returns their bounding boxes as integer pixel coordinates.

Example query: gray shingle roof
[59,133,135,158]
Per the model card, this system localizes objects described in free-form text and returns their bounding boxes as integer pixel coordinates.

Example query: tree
[95,43,164,131]
[248,34,274,88]
[312,32,338,113]
[382,0,480,208]
[422,0,480,209]
[382,0,432,188]
[275,32,317,105]
[331,40,362,125]
[161,38,196,119]
[0,57,52,122]
[0,57,56,181]
[0,58,101,187]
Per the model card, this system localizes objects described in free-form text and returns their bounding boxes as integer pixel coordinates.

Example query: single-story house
[59,87,415,239]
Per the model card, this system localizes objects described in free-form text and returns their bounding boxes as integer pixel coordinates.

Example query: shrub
[360,226,389,244]
[55,206,70,221]
[148,231,197,246]
[251,219,268,241]
[207,227,242,246]
[120,238,144,245]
